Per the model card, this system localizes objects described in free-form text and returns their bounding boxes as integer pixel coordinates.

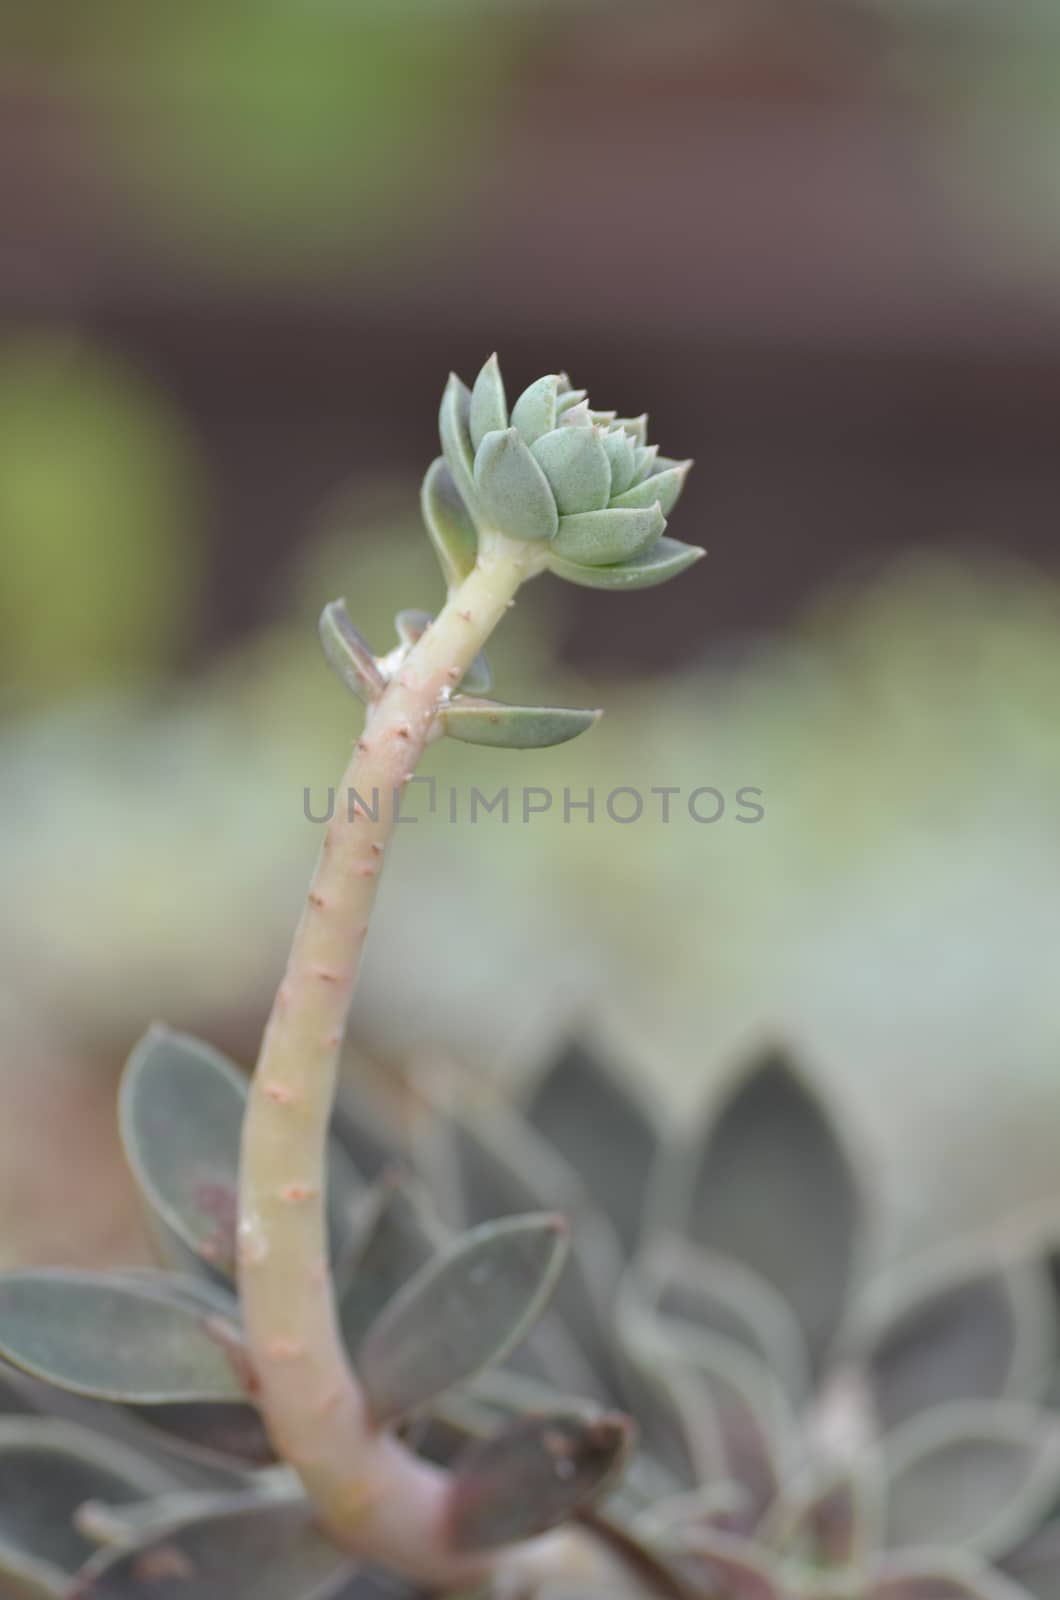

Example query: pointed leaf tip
[446,1410,634,1551]
[546,536,703,591]
[469,354,508,452]
[358,1214,570,1425]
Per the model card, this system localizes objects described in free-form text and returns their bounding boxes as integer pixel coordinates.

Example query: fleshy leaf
[473,428,558,542]
[850,1243,1057,1431]
[601,430,637,498]
[883,1401,1060,1558]
[762,1462,882,1570]
[611,462,691,517]
[870,1551,1035,1600]
[119,1026,361,1283]
[358,1214,570,1425]
[658,1048,864,1375]
[439,373,479,515]
[531,427,612,515]
[469,354,509,451]
[556,388,588,415]
[129,1402,274,1470]
[546,537,704,590]
[441,698,600,750]
[338,1173,444,1359]
[523,1041,660,1257]
[318,601,385,704]
[1002,1518,1060,1600]
[612,415,648,446]
[0,1271,248,1403]
[629,444,659,485]
[0,1417,178,1583]
[445,1411,632,1551]
[551,505,665,567]
[71,1491,355,1600]
[634,1235,811,1404]
[511,375,559,446]
[420,456,478,590]
[394,609,491,694]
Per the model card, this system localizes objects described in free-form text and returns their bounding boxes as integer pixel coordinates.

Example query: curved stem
[237,536,534,1581]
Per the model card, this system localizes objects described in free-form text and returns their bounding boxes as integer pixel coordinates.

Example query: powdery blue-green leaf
[851,1243,1057,1431]
[613,415,648,446]
[338,1173,445,1360]
[318,600,385,705]
[510,374,559,446]
[634,1236,811,1405]
[469,354,508,452]
[602,430,637,498]
[0,1271,247,1404]
[420,456,478,590]
[659,1048,864,1376]
[1001,1518,1060,1600]
[473,428,558,542]
[128,1401,274,1470]
[629,444,659,485]
[551,505,665,567]
[762,1462,882,1571]
[883,1401,1060,1558]
[0,1417,178,1585]
[611,462,691,517]
[394,608,491,695]
[440,698,600,750]
[546,537,704,591]
[72,1491,355,1600]
[523,1041,660,1258]
[444,1411,632,1552]
[531,427,612,515]
[870,1551,1036,1600]
[417,1096,627,1402]
[556,387,587,414]
[358,1214,570,1425]
[119,1026,361,1284]
[439,373,479,516]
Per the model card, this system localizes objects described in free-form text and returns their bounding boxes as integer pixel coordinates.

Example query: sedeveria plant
[0,359,703,1597]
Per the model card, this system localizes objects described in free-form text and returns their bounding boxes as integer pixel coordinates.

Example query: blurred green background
[2,0,1060,1269]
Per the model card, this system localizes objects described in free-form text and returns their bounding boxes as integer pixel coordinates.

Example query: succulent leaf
[473,428,558,542]
[657,1048,864,1377]
[469,354,508,452]
[883,1401,1060,1559]
[445,1410,632,1553]
[523,1041,661,1258]
[439,374,480,517]
[629,444,659,485]
[0,1417,178,1584]
[71,1491,357,1600]
[634,1236,811,1405]
[0,1271,248,1404]
[318,601,386,705]
[850,1244,1058,1432]
[610,463,691,517]
[665,1527,783,1600]
[338,1173,445,1359]
[119,1026,362,1285]
[601,430,637,498]
[420,456,478,590]
[551,505,665,567]
[357,1215,570,1426]
[510,374,559,446]
[531,427,612,515]
[440,699,601,750]
[545,537,704,590]
[612,415,648,446]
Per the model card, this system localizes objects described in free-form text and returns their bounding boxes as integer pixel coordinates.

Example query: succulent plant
[5,358,1057,1599]
[0,358,701,1596]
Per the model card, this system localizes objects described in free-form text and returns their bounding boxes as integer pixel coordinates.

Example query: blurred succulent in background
[2,1030,1060,1598]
